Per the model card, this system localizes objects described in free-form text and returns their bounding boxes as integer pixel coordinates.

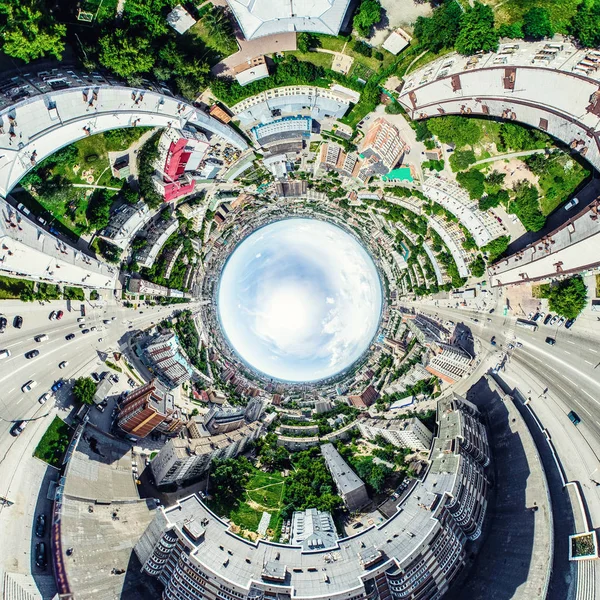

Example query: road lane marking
[563,350,571,355]
[585,360,594,366]
[566,340,576,344]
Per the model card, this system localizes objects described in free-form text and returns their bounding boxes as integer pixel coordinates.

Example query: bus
[516,319,538,332]
[80,303,86,317]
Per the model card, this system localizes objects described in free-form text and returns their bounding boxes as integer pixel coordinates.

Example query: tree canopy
[456,169,485,199]
[455,2,499,56]
[73,377,97,405]
[542,276,588,319]
[414,0,463,52]
[99,29,156,79]
[210,457,251,505]
[510,182,546,232]
[427,116,482,148]
[570,0,600,48]
[353,0,382,37]
[0,0,66,62]
[522,7,555,40]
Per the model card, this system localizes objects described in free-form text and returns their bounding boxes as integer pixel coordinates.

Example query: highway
[0,298,200,446]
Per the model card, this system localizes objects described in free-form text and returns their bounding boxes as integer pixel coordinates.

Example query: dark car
[56,310,64,320]
[81,328,90,334]
[91,372,100,382]
[568,410,581,426]
[14,315,23,328]
[35,514,46,538]
[545,337,556,346]
[51,380,64,393]
[532,312,541,322]
[488,308,495,314]
[565,318,576,329]
[10,421,27,436]
[25,349,40,359]
[490,336,496,346]
[543,314,553,325]
[65,333,75,340]
[0,315,6,333]
[35,542,47,569]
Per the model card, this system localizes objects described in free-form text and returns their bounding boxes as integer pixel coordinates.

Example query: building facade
[135,394,490,600]
[143,332,194,389]
[358,417,433,451]
[117,380,183,438]
[425,342,473,384]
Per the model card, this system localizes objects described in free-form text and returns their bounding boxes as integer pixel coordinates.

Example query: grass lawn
[229,502,266,532]
[34,417,73,468]
[487,0,582,31]
[247,483,284,508]
[287,50,333,69]
[0,275,34,299]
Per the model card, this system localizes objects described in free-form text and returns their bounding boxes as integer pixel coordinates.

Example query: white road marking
[585,361,594,366]
[566,340,576,344]
[563,350,571,355]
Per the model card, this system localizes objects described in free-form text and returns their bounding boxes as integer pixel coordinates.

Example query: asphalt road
[0,298,200,444]
[415,304,600,441]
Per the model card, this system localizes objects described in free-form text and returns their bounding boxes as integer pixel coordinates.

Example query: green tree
[497,23,523,39]
[99,29,156,79]
[414,0,462,52]
[498,122,547,152]
[449,149,477,171]
[0,1,66,62]
[455,2,499,56]
[297,32,319,53]
[124,0,175,38]
[428,116,481,148]
[456,169,485,199]
[210,457,251,504]
[353,0,382,37]
[511,182,545,231]
[485,170,506,188]
[73,377,97,405]
[481,235,510,262]
[544,276,588,319]
[470,254,486,277]
[570,0,600,47]
[522,7,554,40]
[87,189,113,230]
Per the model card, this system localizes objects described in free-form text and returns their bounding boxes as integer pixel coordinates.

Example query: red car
[56,310,64,320]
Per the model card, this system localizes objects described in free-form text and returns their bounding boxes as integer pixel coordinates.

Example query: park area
[209,464,285,540]
[34,417,73,468]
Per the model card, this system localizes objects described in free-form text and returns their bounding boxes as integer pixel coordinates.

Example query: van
[0,349,10,359]
[568,410,581,426]
[34,334,49,342]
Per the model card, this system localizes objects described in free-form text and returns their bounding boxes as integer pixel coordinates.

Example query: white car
[59,361,68,369]
[77,317,85,323]
[38,393,51,404]
[22,380,38,393]
[564,197,579,211]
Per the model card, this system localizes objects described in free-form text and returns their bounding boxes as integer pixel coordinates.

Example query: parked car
[532,313,541,322]
[56,310,64,320]
[35,514,46,538]
[77,317,85,323]
[95,403,105,412]
[90,326,97,332]
[51,380,64,393]
[14,315,23,328]
[25,349,39,359]
[35,542,47,569]
[545,337,556,346]
[49,311,57,320]
[59,361,69,369]
[0,315,7,333]
[17,203,30,216]
[543,314,553,325]
[65,333,75,341]
[565,318,576,329]
[557,317,565,327]
[516,342,523,348]
[10,421,27,436]
[91,372,100,382]
[550,315,559,326]
[22,380,37,392]
[38,393,51,404]
[564,197,579,211]
[490,336,496,346]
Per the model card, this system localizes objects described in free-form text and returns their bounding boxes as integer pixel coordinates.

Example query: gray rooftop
[320,443,366,495]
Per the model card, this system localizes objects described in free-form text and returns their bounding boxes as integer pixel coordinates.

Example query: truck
[80,303,86,317]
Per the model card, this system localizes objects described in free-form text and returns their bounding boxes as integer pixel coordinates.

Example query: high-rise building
[358,417,433,451]
[359,118,406,175]
[117,380,183,439]
[153,128,210,202]
[426,342,473,384]
[143,332,194,389]
[348,384,379,409]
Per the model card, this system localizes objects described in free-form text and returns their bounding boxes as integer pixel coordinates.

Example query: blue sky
[217,218,382,382]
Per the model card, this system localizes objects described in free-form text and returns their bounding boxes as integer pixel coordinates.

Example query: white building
[358,417,433,451]
[166,5,197,34]
[226,0,351,40]
[425,342,473,384]
[0,199,117,289]
[290,508,338,550]
[99,201,151,250]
